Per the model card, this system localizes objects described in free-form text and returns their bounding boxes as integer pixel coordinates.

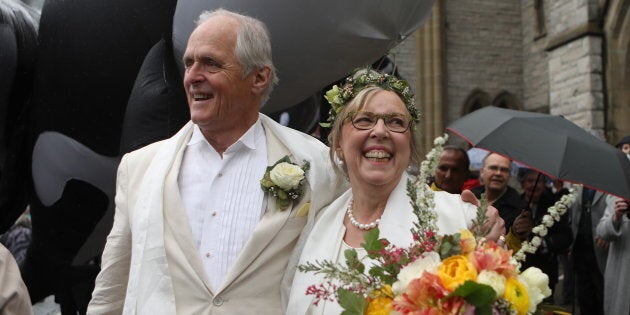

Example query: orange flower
[393,271,450,313]
[470,242,516,278]
[437,255,478,291]
[459,229,476,255]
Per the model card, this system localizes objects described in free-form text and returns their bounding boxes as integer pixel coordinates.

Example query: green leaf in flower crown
[344,249,365,274]
[450,281,496,315]
[337,288,367,315]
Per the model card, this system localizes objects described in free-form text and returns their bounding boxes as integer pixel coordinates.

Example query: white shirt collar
[188,118,263,152]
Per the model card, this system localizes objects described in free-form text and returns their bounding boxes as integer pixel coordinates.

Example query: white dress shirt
[178,120,268,291]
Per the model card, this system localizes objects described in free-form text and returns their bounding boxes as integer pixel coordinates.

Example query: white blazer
[87,114,345,315]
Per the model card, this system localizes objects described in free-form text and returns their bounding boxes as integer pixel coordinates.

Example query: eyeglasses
[347,111,412,133]
[485,165,511,174]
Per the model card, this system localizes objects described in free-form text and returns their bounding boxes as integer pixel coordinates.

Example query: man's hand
[461,190,506,242]
[512,210,533,240]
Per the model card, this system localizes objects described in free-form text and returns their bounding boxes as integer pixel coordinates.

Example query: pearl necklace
[346,199,381,230]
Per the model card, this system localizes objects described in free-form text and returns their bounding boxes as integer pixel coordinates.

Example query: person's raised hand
[613,199,629,222]
[512,210,533,240]
[461,190,506,242]
[595,236,609,250]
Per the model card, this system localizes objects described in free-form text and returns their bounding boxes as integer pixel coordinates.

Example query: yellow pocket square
[295,202,310,217]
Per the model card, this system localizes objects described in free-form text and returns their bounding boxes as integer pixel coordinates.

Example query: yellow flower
[459,229,477,254]
[366,285,393,315]
[503,277,530,315]
[437,255,478,291]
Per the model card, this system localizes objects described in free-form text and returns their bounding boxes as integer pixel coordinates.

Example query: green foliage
[362,229,384,256]
[439,234,462,259]
[450,281,496,315]
[344,249,365,274]
[338,288,368,315]
[472,193,490,238]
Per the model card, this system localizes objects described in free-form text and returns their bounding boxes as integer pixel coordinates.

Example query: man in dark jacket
[472,153,528,233]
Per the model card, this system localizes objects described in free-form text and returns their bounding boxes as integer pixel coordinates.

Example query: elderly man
[431,145,470,194]
[87,9,343,314]
[472,153,529,246]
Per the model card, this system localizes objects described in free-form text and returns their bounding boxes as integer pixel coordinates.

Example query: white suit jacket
[286,173,477,314]
[87,114,344,315]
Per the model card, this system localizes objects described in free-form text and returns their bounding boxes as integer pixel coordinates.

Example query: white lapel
[288,190,350,315]
[378,173,415,246]
[124,122,194,315]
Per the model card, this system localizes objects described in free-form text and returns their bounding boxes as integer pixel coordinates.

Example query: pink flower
[392,272,466,314]
[469,242,516,278]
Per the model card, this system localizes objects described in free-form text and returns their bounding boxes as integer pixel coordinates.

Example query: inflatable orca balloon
[172,0,435,113]
[0,0,434,313]
[19,0,179,312]
[0,0,39,231]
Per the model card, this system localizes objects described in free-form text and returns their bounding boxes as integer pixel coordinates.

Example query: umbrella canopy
[447,106,630,199]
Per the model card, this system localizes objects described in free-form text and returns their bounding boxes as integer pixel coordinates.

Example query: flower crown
[321,68,419,128]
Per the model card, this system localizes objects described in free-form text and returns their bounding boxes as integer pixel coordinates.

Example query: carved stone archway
[461,89,491,115]
[492,91,522,110]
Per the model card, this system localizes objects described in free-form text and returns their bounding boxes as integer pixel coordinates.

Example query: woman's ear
[335,148,344,162]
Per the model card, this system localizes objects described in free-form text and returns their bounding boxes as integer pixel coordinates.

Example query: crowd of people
[430,137,630,315]
[1,7,629,315]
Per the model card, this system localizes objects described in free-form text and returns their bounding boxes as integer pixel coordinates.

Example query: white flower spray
[513,185,579,262]
[408,134,449,237]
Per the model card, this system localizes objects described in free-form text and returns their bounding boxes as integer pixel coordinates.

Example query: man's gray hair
[197,9,279,105]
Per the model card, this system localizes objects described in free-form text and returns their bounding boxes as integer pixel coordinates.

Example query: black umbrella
[446,106,630,200]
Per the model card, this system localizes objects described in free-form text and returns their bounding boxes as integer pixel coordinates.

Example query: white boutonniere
[260,156,310,210]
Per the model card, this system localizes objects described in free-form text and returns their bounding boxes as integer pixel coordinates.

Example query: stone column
[415,0,446,153]
[546,0,605,135]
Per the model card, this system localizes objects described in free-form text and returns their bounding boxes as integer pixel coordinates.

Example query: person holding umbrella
[517,169,572,303]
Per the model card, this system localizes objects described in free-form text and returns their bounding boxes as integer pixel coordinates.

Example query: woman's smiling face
[337,90,411,189]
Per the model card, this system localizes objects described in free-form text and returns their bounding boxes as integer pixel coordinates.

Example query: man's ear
[251,66,271,95]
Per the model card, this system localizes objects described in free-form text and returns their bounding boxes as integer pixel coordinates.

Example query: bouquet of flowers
[298,135,575,315]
